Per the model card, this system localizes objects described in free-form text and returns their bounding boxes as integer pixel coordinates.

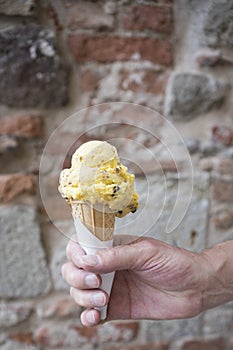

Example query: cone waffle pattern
[71,201,115,241]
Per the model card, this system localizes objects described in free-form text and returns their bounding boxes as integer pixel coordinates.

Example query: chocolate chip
[115,167,120,173]
[118,210,123,215]
[128,204,137,213]
[113,185,120,193]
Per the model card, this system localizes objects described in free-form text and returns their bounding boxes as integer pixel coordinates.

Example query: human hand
[62,235,209,327]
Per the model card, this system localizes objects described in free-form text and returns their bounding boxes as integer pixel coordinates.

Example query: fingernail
[80,255,100,266]
[86,310,96,324]
[93,292,106,307]
[85,274,99,288]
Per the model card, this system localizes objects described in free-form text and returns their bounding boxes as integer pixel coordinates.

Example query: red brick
[35,321,138,347]
[212,125,233,146]
[213,209,233,229]
[212,178,233,202]
[68,34,173,66]
[9,333,34,345]
[37,296,81,319]
[181,337,225,350]
[0,174,36,203]
[119,5,173,34]
[81,69,102,92]
[63,0,114,31]
[104,343,168,350]
[143,70,170,94]
[120,69,169,94]
[0,115,43,138]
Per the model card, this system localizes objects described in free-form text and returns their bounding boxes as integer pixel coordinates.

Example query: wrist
[200,241,233,311]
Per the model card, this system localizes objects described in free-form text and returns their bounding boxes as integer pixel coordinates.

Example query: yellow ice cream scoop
[58,140,139,217]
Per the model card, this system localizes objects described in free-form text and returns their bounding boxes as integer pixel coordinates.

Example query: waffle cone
[71,201,115,241]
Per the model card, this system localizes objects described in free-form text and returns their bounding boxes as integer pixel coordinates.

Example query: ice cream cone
[71,201,115,320]
[58,141,139,321]
[71,201,115,242]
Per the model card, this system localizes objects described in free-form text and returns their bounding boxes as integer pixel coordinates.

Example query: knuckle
[70,288,94,308]
[71,288,84,306]
[63,262,75,284]
[107,246,121,261]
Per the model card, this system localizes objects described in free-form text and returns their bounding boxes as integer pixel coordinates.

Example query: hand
[62,235,209,327]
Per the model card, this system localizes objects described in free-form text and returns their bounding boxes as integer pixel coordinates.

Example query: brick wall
[0,1,233,349]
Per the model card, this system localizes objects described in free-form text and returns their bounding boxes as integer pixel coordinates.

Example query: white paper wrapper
[73,216,115,320]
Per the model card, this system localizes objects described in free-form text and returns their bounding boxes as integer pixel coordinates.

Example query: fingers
[80,309,100,327]
[76,240,145,274]
[62,262,101,289]
[70,287,108,309]
[64,236,116,328]
[66,238,85,266]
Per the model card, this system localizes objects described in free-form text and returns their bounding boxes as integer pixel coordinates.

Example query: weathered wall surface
[0,1,233,349]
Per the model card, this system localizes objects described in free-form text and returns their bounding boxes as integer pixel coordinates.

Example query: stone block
[119,173,209,253]
[164,73,226,120]
[0,136,18,154]
[174,336,225,350]
[203,305,233,336]
[183,138,199,154]
[104,344,168,350]
[202,0,233,48]
[0,205,51,297]
[147,315,202,342]
[199,141,219,157]
[48,229,70,291]
[0,302,32,328]
[0,0,35,16]
[0,341,38,350]
[196,50,233,67]
[0,25,69,108]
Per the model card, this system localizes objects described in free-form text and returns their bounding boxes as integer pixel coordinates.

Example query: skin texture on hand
[62,235,210,327]
[201,240,233,310]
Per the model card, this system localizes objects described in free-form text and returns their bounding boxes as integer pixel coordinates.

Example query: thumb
[79,241,144,273]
